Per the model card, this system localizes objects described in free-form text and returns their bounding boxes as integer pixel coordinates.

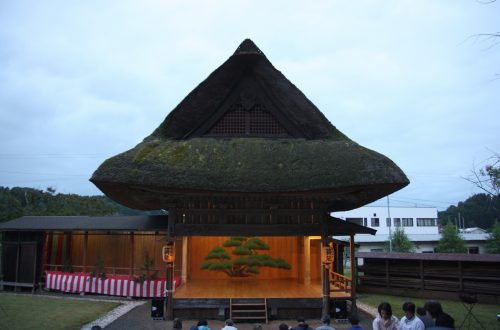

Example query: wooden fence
[356,252,500,303]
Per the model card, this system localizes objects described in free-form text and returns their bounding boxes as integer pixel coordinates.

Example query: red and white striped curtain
[45,271,178,298]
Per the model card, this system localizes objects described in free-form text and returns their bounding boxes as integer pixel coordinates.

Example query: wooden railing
[329,270,352,293]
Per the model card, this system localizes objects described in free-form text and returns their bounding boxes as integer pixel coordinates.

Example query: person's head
[253,323,263,330]
[378,302,393,320]
[416,307,426,317]
[278,323,289,330]
[424,300,443,318]
[348,315,360,325]
[225,319,234,326]
[297,317,306,324]
[197,319,208,327]
[402,301,416,318]
[321,315,330,325]
[173,318,183,329]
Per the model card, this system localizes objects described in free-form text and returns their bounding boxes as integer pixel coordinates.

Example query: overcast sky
[1,0,499,211]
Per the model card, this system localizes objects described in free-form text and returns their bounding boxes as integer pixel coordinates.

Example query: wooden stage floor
[173,279,350,299]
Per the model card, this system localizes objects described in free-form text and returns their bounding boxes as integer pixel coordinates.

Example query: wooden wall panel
[70,234,83,268]
[69,233,165,275]
[189,236,317,280]
[87,234,131,271]
[132,233,174,276]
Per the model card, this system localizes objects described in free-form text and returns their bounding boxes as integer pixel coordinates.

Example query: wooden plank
[174,279,323,298]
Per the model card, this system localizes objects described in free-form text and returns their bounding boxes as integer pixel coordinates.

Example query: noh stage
[88,39,409,321]
[173,278,352,320]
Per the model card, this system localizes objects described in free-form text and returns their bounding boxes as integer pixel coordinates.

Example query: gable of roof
[150,39,342,140]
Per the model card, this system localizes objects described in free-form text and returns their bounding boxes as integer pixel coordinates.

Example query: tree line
[438,193,499,230]
[0,186,159,223]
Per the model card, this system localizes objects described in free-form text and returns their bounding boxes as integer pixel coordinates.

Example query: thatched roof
[151,39,340,140]
[91,39,409,210]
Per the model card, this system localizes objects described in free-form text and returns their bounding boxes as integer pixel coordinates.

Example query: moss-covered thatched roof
[90,39,409,210]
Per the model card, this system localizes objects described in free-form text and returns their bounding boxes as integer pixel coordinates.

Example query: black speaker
[151,299,165,320]
[330,299,348,319]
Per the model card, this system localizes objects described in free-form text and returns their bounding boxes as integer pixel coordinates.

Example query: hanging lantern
[323,246,334,264]
[162,244,175,263]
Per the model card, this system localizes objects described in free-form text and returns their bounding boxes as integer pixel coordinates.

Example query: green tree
[384,226,416,252]
[436,222,467,253]
[465,153,499,198]
[0,187,23,222]
[485,221,500,254]
[201,237,291,277]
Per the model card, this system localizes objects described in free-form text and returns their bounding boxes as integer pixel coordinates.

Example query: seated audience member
[416,307,434,328]
[196,320,211,330]
[173,318,183,330]
[372,302,399,330]
[253,324,263,330]
[291,317,314,330]
[221,319,237,330]
[424,301,455,329]
[279,323,290,330]
[315,315,335,330]
[399,302,425,330]
[348,315,364,330]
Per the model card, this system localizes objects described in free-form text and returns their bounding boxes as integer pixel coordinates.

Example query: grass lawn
[358,293,500,329]
[0,293,120,330]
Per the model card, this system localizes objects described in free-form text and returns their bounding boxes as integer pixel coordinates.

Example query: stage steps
[230,298,268,323]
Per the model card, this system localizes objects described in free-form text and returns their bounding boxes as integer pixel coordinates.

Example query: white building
[332,206,489,254]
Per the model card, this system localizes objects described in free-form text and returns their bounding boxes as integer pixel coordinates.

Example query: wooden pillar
[32,241,38,293]
[44,232,52,272]
[349,234,357,315]
[166,211,175,320]
[321,214,330,317]
[15,232,21,291]
[385,259,389,288]
[0,232,3,291]
[64,232,71,265]
[181,236,188,285]
[458,261,463,291]
[82,231,88,273]
[304,236,311,285]
[420,260,424,290]
[129,232,135,277]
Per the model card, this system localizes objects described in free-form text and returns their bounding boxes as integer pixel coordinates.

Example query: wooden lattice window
[207,104,289,137]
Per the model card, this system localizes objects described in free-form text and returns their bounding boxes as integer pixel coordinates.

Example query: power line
[0,153,108,159]
[0,170,88,177]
